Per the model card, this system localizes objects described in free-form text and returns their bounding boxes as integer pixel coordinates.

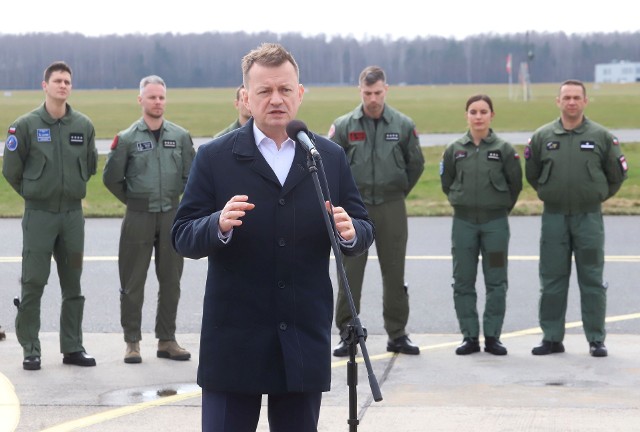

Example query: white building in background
[594,61,640,83]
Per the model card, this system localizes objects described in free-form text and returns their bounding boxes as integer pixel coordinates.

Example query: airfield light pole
[524,31,534,101]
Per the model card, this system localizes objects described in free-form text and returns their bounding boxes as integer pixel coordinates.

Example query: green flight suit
[441,130,522,339]
[2,103,97,358]
[103,118,195,343]
[525,117,627,343]
[214,119,242,138]
[330,103,424,339]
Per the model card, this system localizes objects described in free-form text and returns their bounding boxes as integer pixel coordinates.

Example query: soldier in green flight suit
[329,66,425,357]
[214,84,251,138]
[2,61,98,371]
[441,94,522,356]
[103,75,195,364]
[525,79,628,358]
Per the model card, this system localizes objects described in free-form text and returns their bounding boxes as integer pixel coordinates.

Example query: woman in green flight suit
[440,95,523,356]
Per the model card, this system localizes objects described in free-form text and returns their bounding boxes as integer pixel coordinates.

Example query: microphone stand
[304,150,383,431]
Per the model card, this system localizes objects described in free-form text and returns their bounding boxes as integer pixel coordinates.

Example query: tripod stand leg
[343,325,361,431]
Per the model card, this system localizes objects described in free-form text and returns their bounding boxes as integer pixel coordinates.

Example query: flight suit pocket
[537,159,553,185]
[489,170,509,192]
[77,156,89,181]
[449,170,463,191]
[23,154,46,180]
[586,160,607,184]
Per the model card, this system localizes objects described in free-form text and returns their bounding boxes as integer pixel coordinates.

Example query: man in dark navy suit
[172,43,374,432]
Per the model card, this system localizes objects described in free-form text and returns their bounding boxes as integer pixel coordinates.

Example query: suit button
[278,198,286,206]
[278,238,286,247]
[278,281,285,289]
[279,322,288,331]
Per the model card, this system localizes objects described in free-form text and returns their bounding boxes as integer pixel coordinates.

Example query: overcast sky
[2,0,637,41]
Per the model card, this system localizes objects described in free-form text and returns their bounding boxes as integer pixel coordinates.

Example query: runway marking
[0,372,20,432]
[1,255,639,264]
[0,315,634,430]
[331,311,640,365]
[38,390,202,432]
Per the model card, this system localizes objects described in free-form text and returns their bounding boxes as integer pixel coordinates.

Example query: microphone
[286,120,320,159]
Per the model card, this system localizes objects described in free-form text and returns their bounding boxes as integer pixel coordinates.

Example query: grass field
[1,83,639,217]
[2,82,640,138]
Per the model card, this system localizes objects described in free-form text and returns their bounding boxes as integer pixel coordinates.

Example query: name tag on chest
[487,150,502,161]
[580,141,596,151]
[385,132,400,142]
[69,133,84,145]
[163,140,177,148]
[137,141,154,152]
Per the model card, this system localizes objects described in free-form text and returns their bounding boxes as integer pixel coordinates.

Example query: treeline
[1,31,640,89]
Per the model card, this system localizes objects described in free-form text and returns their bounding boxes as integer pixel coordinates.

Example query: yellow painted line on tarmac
[38,390,201,432]
[0,296,631,431]
[332,311,640,366]
[0,257,119,263]
[1,255,639,263]
[0,372,20,432]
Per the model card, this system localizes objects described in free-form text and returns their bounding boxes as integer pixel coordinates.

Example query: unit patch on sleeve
[580,141,595,151]
[348,131,366,142]
[546,141,560,150]
[69,133,85,145]
[328,124,336,139]
[37,129,51,142]
[5,135,18,151]
[487,150,502,161]
[163,140,177,148]
[524,146,532,160]
[110,135,119,150]
[619,155,628,172]
[136,141,154,152]
[384,132,400,141]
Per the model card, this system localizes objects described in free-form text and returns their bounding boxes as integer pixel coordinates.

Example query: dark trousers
[202,390,322,432]
[451,216,510,339]
[335,199,409,339]
[538,211,606,342]
[17,208,86,357]
[119,208,184,342]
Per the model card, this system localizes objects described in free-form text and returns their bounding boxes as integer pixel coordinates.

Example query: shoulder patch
[413,128,419,138]
[613,137,620,146]
[514,152,520,160]
[524,146,532,160]
[5,135,18,152]
[619,155,628,172]
[8,127,16,134]
[110,135,119,150]
[328,124,336,139]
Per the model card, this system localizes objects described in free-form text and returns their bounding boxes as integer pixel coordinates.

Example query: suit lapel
[281,145,311,196]
[232,120,281,187]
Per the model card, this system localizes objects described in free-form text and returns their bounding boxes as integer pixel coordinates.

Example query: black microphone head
[286,119,309,140]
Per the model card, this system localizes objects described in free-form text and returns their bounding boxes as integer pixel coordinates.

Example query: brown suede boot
[157,340,191,361]
[124,342,142,364]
